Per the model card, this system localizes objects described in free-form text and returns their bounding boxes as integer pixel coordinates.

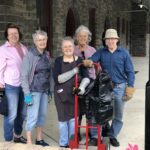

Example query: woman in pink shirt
[0,23,27,143]
[74,25,96,79]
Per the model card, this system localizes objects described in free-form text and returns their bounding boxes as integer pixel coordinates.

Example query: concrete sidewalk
[0,56,148,150]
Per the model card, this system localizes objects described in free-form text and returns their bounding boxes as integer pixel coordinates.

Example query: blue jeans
[4,84,25,141]
[109,82,126,138]
[58,118,75,146]
[25,92,48,131]
[90,116,101,139]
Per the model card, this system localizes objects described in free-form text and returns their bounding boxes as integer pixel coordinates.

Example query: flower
[125,143,139,150]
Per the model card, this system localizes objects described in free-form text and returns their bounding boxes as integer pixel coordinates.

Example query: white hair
[32,30,48,42]
[74,25,92,43]
[61,36,74,47]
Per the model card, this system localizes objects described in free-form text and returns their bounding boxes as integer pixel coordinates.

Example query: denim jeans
[4,84,25,141]
[109,82,126,138]
[25,92,48,131]
[90,116,101,139]
[58,118,75,146]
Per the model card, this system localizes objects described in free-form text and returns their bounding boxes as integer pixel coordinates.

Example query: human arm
[21,52,31,95]
[58,67,79,83]
[77,77,90,95]
[19,51,34,105]
[0,48,7,88]
[53,57,79,84]
[48,60,54,101]
[124,52,135,87]
[90,48,102,62]
[124,52,135,100]
[76,57,90,95]
[49,66,54,92]
[83,48,102,67]
[0,82,4,89]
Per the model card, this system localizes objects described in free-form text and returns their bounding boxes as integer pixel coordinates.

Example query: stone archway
[65,8,80,37]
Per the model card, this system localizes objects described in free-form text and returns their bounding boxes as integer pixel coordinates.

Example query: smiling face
[7,28,20,46]
[105,38,118,52]
[77,31,89,46]
[34,34,47,52]
[62,40,74,57]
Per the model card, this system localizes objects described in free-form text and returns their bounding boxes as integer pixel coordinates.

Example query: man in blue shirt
[84,29,135,147]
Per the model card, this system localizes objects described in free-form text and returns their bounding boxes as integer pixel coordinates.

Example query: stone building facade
[51,0,132,57]
[0,0,37,46]
[0,0,149,57]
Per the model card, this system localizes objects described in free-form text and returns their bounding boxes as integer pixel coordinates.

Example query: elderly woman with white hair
[74,25,97,144]
[53,36,90,148]
[74,25,96,79]
[21,30,53,146]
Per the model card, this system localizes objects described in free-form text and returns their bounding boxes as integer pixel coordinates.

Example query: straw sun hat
[104,29,119,39]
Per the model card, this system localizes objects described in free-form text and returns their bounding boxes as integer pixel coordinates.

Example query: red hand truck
[69,63,106,150]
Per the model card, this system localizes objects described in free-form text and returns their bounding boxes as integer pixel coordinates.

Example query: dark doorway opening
[66,8,80,37]
[89,8,96,47]
[36,0,53,56]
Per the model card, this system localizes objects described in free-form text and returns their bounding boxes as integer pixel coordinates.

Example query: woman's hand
[0,83,4,89]
[24,94,33,106]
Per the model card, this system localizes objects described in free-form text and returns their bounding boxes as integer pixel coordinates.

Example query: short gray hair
[32,30,48,42]
[74,25,92,44]
[61,36,74,47]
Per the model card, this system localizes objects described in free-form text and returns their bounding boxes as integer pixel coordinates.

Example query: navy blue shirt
[90,47,135,87]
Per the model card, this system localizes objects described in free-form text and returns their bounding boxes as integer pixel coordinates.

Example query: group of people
[0,24,52,146]
[0,23,135,148]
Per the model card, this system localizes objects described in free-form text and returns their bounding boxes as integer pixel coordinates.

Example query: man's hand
[83,60,93,67]
[124,87,135,101]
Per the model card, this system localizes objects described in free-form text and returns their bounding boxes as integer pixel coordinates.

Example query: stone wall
[1,0,148,56]
[0,0,37,47]
[52,0,132,57]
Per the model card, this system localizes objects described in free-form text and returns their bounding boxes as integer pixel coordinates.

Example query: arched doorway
[66,8,80,37]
